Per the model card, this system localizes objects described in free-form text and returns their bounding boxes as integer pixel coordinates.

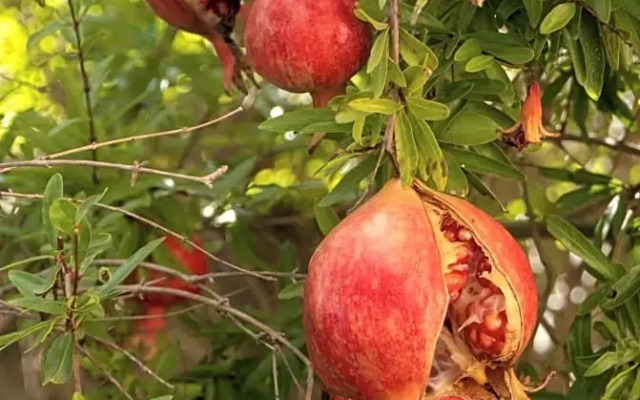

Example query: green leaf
[395,110,419,186]
[538,167,613,185]
[410,0,429,25]
[352,116,366,144]
[49,199,77,235]
[259,108,335,132]
[630,368,640,400]
[0,255,53,272]
[318,156,377,207]
[586,0,611,23]
[540,3,576,34]
[522,0,543,27]
[406,97,450,121]
[454,39,482,62]
[354,8,389,30]
[579,14,606,100]
[75,188,107,224]
[313,202,340,236]
[466,171,505,211]
[98,237,166,297]
[585,349,639,377]
[577,285,611,315]
[444,148,525,181]
[564,28,587,87]
[9,297,65,315]
[150,396,173,400]
[387,59,407,87]
[297,122,352,135]
[403,65,432,95]
[278,281,304,300]
[72,392,87,400]
[9,270,46,297]
[371,47,389,98]
[42,333,73,385]
[465,55,494,72]
[443,152,469,197]
[545,215,620,281]
[348,98,402,115]
[367,29,390,73]
[569,315,593,376]
[42,173,63,245]
[408,114,447,191]
[399,28,438,69]
[602,265,640,310]
[438,111,500,145]
[0,320,54,352]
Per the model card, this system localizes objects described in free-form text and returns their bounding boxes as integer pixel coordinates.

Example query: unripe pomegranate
[304,179,538,400]
[244,0,371,149]
[127,235,208,359]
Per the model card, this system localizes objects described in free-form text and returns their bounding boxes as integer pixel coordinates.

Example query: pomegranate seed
[482,312,505,332]
[457,228,473,241]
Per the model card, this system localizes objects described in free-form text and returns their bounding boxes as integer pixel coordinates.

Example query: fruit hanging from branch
[126,235,208,360]
[303,179,539,400]
[143,0,255,93]
[244,0,372,151]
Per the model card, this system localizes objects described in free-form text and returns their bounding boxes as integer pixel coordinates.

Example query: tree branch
[548,134,640,157]
[66,0,98,183]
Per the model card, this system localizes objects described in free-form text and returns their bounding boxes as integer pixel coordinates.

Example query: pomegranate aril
[457,228,473,241]
[445,271,468,300]
[482,312,506,332]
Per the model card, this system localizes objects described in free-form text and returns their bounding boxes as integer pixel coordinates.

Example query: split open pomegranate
[304,179,538,400]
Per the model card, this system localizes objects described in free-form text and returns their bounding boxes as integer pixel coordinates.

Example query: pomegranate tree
[244,0,371,149]
[304,179,538,400]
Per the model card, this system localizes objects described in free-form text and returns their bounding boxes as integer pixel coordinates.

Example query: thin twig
[272,350,281,400]
[89,304,205,322]
[278,347,303,392]
[87,334,175,390]
[92,259,304,282]
[115,285,312,375]
[0,160,228,189]
[66,0,98,183]
[77,345,135,400]
[548,134,640,157]
[0,192,270,280]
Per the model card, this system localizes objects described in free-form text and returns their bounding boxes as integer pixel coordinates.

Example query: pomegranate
[127,235,208,359]
[143,0,253,92]
[303,179,538,400]
[244,0,371,149]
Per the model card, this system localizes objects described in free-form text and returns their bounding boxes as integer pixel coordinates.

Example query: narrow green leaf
[49,199,77,235]
[578,285,611,315]
[443,152,469,197]
[367,29,390,73]
[444,147,525,181]
[318,156,377,207]
[387,59,407,87]
[354,8,389,30]
[579,14,606,100]
[406,97,450,121]
[523,0,543,27]
[371,46,389,98]
[602,265,640,310]
[569,315,592,376]
[8,270,46,297]
[454,39,482,62]
[438,112,500,145]
[408,113,447,191]
[0,255,53,272]
[395,110,419,186]
[259,109,335,132]
[75,188,108,224]
[313,202,340,236]
[630,368,640,400]
[297,122,352,135]
[352,116,366,144]
[586,0,611,23]
[563,28,587,86]
[348,98,402,115]
[9,297,65,315]
[42,333,73,385]
[399,28,438,69]
[278,281,304,300]
[42,173,63,245]
[98,237,166,297]
[466,171,505,211]
[465,55,494,72]
[545,215,620,281]
[0,320,53,352]
[403,65,432,95]
[540,3,576,34]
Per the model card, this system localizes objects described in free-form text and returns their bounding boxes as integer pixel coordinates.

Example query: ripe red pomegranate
[127,235,208,359]
[304,179,538,400]
[244,0,371,149]
[143,0,253,92]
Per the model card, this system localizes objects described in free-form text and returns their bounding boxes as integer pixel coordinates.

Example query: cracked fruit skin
[244,0,371,106]
[303,179,538,400]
